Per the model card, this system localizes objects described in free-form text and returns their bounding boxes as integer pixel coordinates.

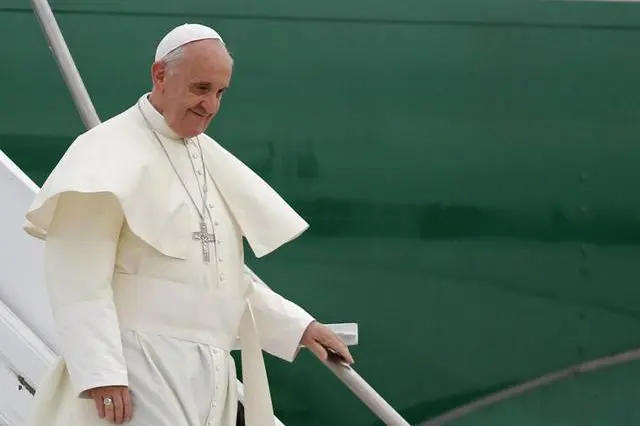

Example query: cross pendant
[192,220,216,263]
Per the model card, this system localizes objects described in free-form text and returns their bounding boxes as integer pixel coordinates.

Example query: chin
[177,120,206,137]
[196,120,212,135]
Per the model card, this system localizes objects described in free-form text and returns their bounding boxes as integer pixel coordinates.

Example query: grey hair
[160,46,185,75]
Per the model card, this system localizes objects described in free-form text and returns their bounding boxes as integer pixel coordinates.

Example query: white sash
[112,273,275,426]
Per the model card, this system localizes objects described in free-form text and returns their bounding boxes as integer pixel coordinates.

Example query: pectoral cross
[192,220,216,263]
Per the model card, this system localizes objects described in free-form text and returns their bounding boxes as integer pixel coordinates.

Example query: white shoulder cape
[23,102,309,259]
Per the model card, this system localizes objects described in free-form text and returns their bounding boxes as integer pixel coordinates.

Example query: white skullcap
[155,23,225,62]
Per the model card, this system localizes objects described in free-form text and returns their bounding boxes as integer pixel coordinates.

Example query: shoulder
[199,134,247,169]
[66,105,149,159]
[41,105,160,190]
[27,104,159,221]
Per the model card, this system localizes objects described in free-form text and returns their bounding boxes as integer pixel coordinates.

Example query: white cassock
[22,93,316,425]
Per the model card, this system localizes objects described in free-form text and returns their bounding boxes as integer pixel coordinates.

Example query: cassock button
[219,274,225,281]
[216,365,221,371]
[214,220,220,226]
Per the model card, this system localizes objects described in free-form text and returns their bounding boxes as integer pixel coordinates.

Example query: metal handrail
[28,1,412,425]
[31,0,100,129]
[323,354,410,425]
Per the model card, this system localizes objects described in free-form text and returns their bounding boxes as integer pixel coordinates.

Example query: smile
[189,109,208,118]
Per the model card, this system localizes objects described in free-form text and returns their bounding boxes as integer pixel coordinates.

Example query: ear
[151,62,167,87]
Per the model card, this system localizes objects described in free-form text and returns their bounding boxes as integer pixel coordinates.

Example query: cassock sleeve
[44,191,128,397]
[245,270,315,362]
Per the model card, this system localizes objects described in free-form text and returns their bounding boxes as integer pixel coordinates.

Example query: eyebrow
[189,81,229,93]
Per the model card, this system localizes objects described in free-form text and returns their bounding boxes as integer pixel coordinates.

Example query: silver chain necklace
[137,100,216,263]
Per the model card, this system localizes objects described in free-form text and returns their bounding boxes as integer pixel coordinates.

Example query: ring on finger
[103,397,113,406]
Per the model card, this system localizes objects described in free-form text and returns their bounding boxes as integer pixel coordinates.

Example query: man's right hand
[87,386,133,424]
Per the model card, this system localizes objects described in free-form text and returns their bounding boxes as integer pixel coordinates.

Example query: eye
[190,82,211,94]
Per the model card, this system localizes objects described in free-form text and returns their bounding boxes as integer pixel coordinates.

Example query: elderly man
[23,23,353,426]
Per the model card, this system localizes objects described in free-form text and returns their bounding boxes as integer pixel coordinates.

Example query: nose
[200,95,219,116]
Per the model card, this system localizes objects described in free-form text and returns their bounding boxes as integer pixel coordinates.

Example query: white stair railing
[27,1,412,425]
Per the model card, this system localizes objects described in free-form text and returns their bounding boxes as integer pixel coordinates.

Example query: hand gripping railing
[28,1,412,424]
